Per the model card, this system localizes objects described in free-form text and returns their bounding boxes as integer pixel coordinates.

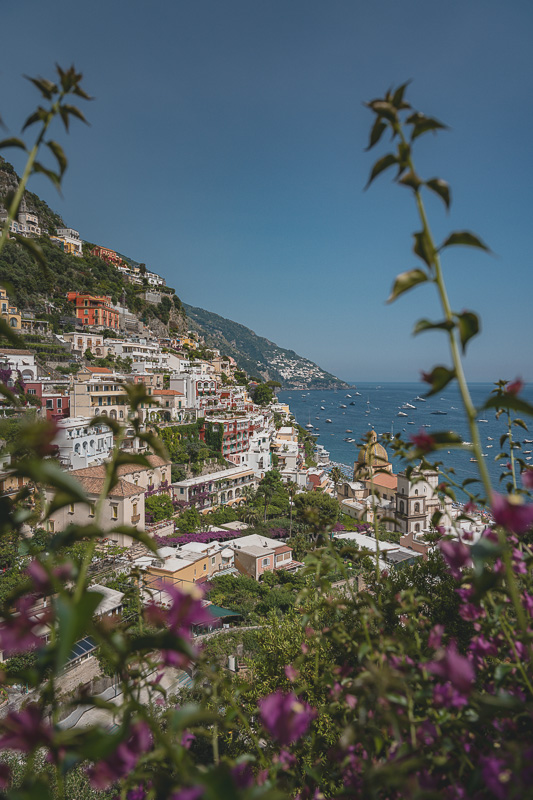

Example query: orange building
[90,245,125,267]
[67,292,119,330]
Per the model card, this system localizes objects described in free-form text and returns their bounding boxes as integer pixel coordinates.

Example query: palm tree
[286,479,298,537]
[330,466,342,498]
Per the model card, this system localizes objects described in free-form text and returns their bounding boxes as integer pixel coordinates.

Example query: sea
[277,382,533,497]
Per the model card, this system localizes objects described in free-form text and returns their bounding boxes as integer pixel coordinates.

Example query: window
[203,564,207,571]
[414,502,420,513]
[68,504,74,514]
[211,557,216,565]
[112,505,118,520]
[57,398,62,408]
[46,399,53,409]
[89,503,95,517]
[262,557,270,567]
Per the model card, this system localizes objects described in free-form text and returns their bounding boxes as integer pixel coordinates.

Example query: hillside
[0,158,347,387]
[184,302,348,389]
[0,157,64,232]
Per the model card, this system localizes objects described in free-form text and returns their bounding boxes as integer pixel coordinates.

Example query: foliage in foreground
[0,73,532,800]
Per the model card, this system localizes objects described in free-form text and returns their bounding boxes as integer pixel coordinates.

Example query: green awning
[207,605,242,618]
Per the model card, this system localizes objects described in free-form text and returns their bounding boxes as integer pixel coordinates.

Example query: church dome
[357,430,389,468]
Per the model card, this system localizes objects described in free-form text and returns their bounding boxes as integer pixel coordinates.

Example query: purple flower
[522,469,533,490]
[171,788,204,800]
[0,596,47,657]
[438,539,472,580]
[469,635,498,667]
[491,493,533,534]
[181,732,195,750]
[433,683,468,709]
[428,624,444,650]
[426,642,475,694]
[231,762,255,788]
[284,664,299,682]
[145,585,213,657]
[258,691,316,745]
[88,722,152,789]
[0,706,53,752]
[410,430,435,453]
[481,756,512,800]
[27,560,74,594]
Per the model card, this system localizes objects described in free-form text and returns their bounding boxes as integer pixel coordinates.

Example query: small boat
[487,437,494,441]
[325,419,332,423]
[422,424,431,428]
[306,423,314,429]
[414,396,426,402]
[407,421,415,425]
[470,458,477,463]
[316,416,320,419]
[354,392,361,396]
[340,404,347,408]
[431,410,447,415]
[525,439,533,443]
[402,402,416,409]
[346,394,352,398]
[478,419,488,423]
[345,429,353,433]
[524,450,532,454]
[486,445,493,448]
[350,401,357,406]
[320,406,325,410]
[397,411,408,417]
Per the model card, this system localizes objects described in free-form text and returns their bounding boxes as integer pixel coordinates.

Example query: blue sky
[2,1,532,383]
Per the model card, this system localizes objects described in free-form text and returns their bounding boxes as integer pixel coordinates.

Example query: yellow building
[145,552,209,588]
[0,288,21,331]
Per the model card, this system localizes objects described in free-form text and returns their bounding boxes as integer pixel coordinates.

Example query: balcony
[131,514,141,524]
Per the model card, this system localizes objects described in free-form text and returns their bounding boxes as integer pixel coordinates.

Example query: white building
[56,416,113,470]
[55,228,83,256]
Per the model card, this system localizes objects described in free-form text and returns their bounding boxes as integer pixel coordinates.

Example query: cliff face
[0,157,64,232]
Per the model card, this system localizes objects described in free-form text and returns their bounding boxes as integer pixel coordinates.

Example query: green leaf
[24,76,58,100]
[483,394,533,418]
[422,365,456,396]
[407,112,448,140]
[365,153,398,189]
[426,178,451,210]
[456,310,480,353]
[0,137,27,151]
[46,140,67,176]
[15,459,88,504]
[398,171,422,191]
[413,317,455,335]
[21,106,49,131]
[55,591,102,670]
[367,100,397,122]
[513,418,528,431]
[412,230,434,267]
[440,230,490,252]
[0,382,20,406]
[365,118,387,151]
[391,81,412,109]
[61,103,89,126]
[33,161,61,191]
[387,269,428,303]
[12,234,48,271]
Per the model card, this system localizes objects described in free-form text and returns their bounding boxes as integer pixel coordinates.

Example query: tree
[144,494,174,523]
[256,470,285,522]
[330,466,342,498]
[294,491,340,538]
[252,384,274,406]
[175,506,201,533]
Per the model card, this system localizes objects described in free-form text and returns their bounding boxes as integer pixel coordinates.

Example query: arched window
[399,500,405,514]
[415,489,419,495]
[414,502,420,513]
[414,523,420,532]
[10,317,17,327]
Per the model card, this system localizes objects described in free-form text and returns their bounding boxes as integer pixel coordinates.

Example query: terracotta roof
[85,366,112,374]
[152,389,184,396]
[368,473,398,490]
[71,454,171,480]
[275,545,292,555]
[74,475,141,498]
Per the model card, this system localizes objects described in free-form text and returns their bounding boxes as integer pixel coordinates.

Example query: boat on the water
[402,402,416,409]
[414,396,426,402]
[397,411,408,417]
[340,404,347,408]
[350,401,357,405]
[326,419,332,423]
[431,410,447,415]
